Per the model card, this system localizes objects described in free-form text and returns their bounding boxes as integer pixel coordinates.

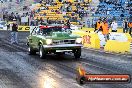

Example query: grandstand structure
[0,0,34,13]
[32,0,92,25]
[0,0,131,27]
[93,0,131,26]
[32,0,131,27]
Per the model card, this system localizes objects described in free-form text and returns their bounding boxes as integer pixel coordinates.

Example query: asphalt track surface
[0,30,132,88]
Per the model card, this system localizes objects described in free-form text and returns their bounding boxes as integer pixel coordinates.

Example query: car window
[42,28,52,35]
[62,28,72,33]
[52,27,62,32]
[42,27,62,35]
[41,27,71,35]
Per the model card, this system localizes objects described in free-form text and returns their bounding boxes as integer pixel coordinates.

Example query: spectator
[111,20,118,32]
[94,18,102,32]
[87,19,90,28]
[51,9,54,12]
[59,0,62,2]
[17,15,21,25]
[3,14,6,21]
[101,19,109,41]
[11,19,18,44]
[47,17,49,24]
[66,20,71,28]
[36,17,39,26]
[40,17,44,25]
[30,19,35,26]
[122,19,128,33]
[7,23,10,30]
[128,21,132,35]
[67,5,72,12]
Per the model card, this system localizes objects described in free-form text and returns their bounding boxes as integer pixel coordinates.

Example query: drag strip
[0,31,132,88]
[0,36,132,88]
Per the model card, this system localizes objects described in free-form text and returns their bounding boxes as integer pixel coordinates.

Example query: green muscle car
[27,24,82,59]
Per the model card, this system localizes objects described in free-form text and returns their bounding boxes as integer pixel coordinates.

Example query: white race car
[0,21,7,30]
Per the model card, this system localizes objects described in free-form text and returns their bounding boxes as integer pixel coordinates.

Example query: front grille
[53,39,75,44]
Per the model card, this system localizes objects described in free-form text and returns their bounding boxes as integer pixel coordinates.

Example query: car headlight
[76,38,82,44]
[46,39,52,45]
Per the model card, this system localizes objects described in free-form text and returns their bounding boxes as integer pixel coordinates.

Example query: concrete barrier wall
[72,29,131,54]
[72,30,100,49]
[104,40,130,53]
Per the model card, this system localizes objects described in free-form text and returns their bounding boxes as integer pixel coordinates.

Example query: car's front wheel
[28,46,36,55]
[74,48,81,59]
[39,45,46,59]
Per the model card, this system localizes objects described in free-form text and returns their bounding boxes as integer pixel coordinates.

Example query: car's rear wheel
[39,45,46,59]
[28,46,36,55]
[74,48,81,59]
